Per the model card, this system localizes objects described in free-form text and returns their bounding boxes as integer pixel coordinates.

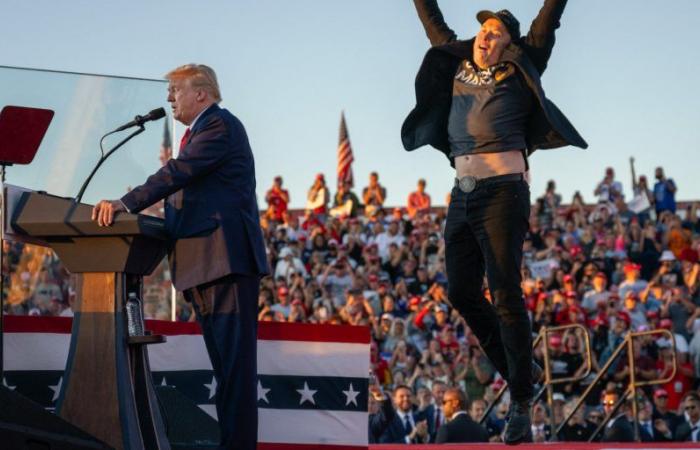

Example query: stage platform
[370,444,695,450]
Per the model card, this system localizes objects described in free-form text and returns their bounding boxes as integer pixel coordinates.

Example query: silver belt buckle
[458,175,477,193]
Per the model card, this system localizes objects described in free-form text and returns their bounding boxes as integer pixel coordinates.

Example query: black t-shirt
[448,60,533,157]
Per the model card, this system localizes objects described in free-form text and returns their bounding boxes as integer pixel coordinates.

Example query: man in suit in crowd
[93,64,268,450]
[422,380,447,442]
[652,388,681,438]
[436,387,488,443]
[638,398,673,442]
[601,392,634,442]
[675,392,700,442]
[369,384,395,443]
[378,385,429,443]
[531,401,552,442]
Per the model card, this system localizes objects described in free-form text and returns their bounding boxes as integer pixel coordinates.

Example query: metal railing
[479,323,593,428]
[553,329,677,442]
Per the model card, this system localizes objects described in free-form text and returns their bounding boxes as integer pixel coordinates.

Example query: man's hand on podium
[92,200,126,226]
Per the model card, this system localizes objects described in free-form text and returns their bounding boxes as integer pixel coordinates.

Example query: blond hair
[165,64,222,102]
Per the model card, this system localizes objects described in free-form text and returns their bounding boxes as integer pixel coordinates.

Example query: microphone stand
[0,163,7,379]
[75,126,145,204]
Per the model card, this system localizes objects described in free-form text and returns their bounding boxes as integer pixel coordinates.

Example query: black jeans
[444,177,533,402]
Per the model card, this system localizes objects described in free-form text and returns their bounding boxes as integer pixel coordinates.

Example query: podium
[8,188,171,450]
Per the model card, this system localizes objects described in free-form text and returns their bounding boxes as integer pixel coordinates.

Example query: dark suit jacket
[637,420,672,442]
[369,397,396,444]
[378,410,426,444]
[674,421,699,442]
[121,104,269,290]
[602,415,634,442]
[435,412,489,443]
[423,403,441,442]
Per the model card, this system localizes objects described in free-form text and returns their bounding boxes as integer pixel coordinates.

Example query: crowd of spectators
[4,161,700,442]
[257,165,699,443]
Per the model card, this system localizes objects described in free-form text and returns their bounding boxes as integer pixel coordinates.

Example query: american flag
[337,112,354,188]
[3,316,370,449]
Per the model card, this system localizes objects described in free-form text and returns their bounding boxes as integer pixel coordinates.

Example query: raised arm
[521,0,569,74]
[413,0,457,47]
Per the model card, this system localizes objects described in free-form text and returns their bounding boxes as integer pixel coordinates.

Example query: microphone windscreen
[148,107,166,120]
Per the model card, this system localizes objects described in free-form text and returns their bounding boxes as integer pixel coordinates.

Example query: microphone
[112,107,166,132]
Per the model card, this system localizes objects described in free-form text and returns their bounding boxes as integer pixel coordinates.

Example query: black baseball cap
[476,9,521,40]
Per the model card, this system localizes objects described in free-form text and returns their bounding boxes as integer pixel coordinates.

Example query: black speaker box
[0,386,110,449]
[155,385,219,450]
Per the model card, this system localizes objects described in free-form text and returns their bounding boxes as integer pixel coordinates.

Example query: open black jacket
[402,0,587,166]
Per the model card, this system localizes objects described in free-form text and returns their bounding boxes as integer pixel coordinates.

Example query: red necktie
[179,128,191,152]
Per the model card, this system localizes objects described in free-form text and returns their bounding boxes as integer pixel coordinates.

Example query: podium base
[0,385,110,449]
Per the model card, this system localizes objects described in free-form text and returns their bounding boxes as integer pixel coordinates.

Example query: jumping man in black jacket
[404,1,586,444]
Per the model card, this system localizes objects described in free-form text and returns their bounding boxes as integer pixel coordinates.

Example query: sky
[1,0,699,208]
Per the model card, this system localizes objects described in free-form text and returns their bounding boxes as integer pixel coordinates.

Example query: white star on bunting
[204,376,217,400]
[296,381,317,405]
[342,383,359,406]
[160,377,169,386]
[48,377,63,402]
[257,380,270,403]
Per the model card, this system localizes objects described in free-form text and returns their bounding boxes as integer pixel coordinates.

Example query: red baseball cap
[594,272,607,280]
[563,274,574,283]
[549,334,563,347]
[409,296,421,307]
[659,318,673,330]
[653,388,669,399]
[491,378,505,391]
[616,311,631,326]
[592,316,607,327]
[623,262,641,272]
[278,286,289,296]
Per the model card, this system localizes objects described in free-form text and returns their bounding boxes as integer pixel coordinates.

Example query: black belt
[454,173,524,193]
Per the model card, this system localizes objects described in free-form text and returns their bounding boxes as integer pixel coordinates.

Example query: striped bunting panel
[2,316,370,449]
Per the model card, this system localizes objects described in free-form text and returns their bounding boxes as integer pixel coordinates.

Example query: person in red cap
[306,173,329,219]
[270,285,291,319]
[622,291,648,330]
[264,175,289,223]
[651,388,681,438]
[581,271,610,316]
[555,291,584,326]
[618,261,647,300]
[562,273,575,290]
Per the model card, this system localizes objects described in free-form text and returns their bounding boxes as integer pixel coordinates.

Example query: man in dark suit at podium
[93,63,268,450]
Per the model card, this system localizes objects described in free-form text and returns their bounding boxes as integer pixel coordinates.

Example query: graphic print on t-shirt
[454,60,513,86]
